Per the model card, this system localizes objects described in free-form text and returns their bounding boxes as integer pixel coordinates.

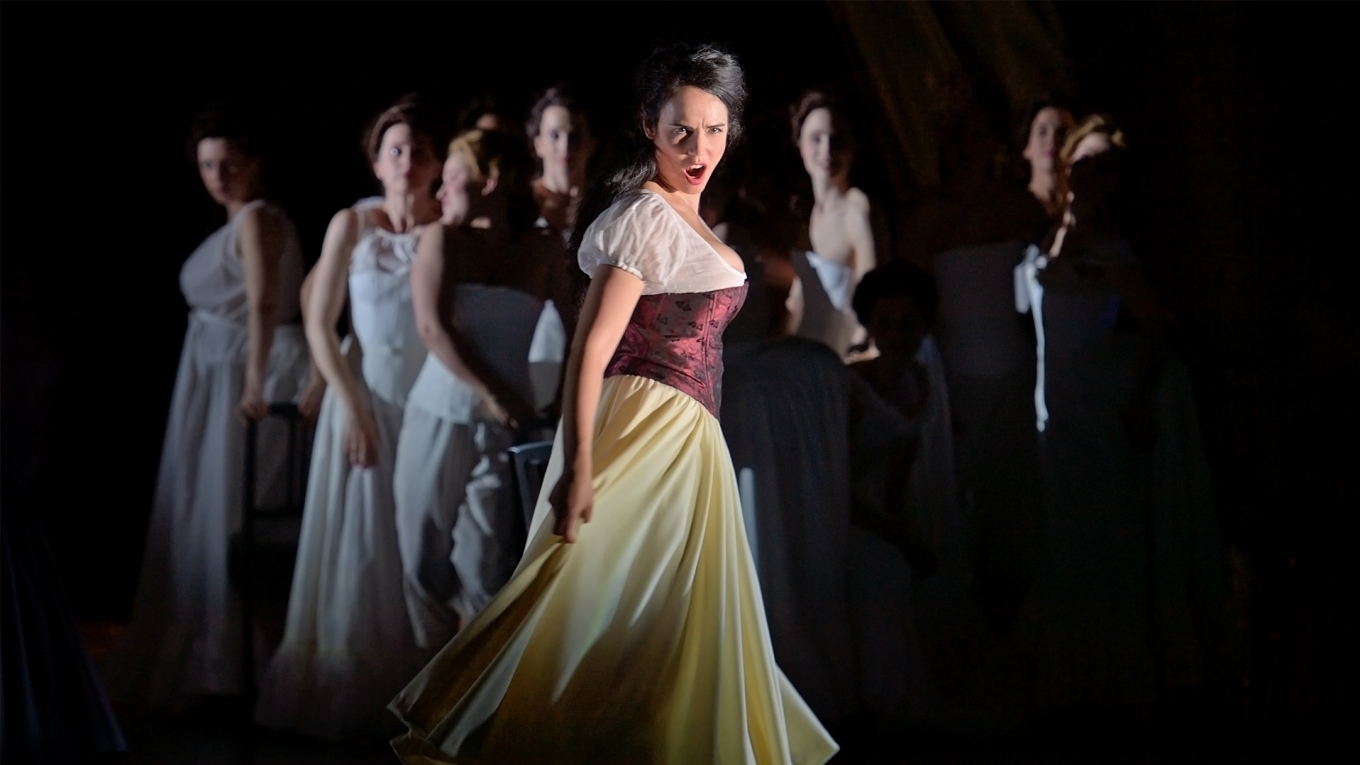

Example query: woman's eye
[390,146,401,157]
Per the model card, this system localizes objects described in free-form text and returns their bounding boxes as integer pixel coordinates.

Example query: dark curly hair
[186,98,263,163]
[789,88,857,156]
[526,85,589,141]
[1014,91,1073,155]
[569,43,748,260]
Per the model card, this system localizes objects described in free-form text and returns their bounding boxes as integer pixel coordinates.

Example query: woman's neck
[224,186,264,220]
[383,193,437,232]
[1028,173,1060,215]
[539,167,572,196]
[645,179,701,215]
[811,173,850,205]
[225,199,250,220]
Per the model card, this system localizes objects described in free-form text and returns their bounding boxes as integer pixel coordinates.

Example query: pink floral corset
[605,285,749,418]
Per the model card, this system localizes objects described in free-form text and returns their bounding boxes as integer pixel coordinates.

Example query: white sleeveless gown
[254,205,433,740]
[101,199,309,708]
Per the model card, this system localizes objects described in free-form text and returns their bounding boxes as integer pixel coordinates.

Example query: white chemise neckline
[639,187,747,280]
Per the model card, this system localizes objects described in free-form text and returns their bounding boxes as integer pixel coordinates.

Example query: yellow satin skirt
[390,375,838,764]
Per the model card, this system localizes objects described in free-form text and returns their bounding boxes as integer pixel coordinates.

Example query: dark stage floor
[106,712,1256,765]
[78,621,1277,765]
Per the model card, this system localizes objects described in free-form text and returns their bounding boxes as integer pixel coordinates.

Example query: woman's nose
[698,132,719,157]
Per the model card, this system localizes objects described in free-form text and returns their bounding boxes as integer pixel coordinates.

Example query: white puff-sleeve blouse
[577,189,746,296]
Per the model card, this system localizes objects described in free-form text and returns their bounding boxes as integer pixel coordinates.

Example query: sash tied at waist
[360,342,427,409]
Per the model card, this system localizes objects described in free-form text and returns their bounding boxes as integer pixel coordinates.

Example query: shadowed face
[1069,131,1111,164]
[373,123,439,198]
[798,107,852,182]
[1065,132,1121,210]
[196,138,259,207]
[646,85,729,198]
[534,105,594,187]
[869,294,927,359]
[1023,106,1073,179]
[437,153,472,225]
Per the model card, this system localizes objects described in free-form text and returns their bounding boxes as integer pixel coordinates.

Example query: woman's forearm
[245,300,277,389]
[239,206,283,392]
[559,341,611,475]
[305,321,364,413]
[557,266,644,473]
[305,209,366,413]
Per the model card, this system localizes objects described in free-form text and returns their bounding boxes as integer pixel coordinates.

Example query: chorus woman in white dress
[253,97,443,740]
[102,105,309,710]
[785,90,879,360]
[394,128,564,649]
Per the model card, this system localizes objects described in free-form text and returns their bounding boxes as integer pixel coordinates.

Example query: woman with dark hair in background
[390,44,838,764]
[101,102,310,712]
[393,128,563,652]
[254,95,444,740]
[1017,114,1244,713]
[526,85,596,242]
[785,89,879,361]
[1017,93,1075,220]
[523,86,592,410]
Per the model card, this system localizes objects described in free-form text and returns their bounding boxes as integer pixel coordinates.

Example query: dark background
[3,0,1355,743]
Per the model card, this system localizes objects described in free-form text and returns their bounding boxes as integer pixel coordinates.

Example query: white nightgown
[102,199,308,708]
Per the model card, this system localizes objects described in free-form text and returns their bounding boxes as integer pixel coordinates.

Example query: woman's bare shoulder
[845,187,872,214]
[327,206,362,233]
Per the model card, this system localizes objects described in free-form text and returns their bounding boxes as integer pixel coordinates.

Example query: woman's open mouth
[684,163,707,185]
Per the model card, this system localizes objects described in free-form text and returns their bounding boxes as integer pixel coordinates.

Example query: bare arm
[550,264,645,542]
[306,209,382,466]
[412,225,535,427]
[783,276,804,336]
[295,266,329,423]
[306,210,365,405]
[237,206,283,422]
[846,191,877,285]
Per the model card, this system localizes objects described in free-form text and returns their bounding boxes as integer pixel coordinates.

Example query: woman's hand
[237,376,268,425]
[343,403,381,468]
[486,390,538,433]
[297,375,327,426]
[549,466,594,543]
